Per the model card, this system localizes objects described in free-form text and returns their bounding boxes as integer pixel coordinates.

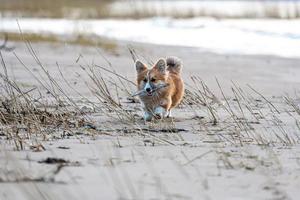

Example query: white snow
[1,17,300,58]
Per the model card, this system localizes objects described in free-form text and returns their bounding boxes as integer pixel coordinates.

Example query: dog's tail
[166,56,182,74]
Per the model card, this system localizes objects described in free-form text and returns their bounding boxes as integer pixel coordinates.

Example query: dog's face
[136,59,168,97]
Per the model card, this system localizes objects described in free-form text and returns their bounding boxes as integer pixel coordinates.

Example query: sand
[0,40,300,200]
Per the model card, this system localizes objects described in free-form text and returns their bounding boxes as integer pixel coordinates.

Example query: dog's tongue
[147,91,153,96]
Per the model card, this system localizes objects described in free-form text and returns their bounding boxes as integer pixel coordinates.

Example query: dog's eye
[143,78,147,82]
[151,78,156,82]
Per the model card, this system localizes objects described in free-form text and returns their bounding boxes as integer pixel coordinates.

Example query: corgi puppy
[135,57,184,121]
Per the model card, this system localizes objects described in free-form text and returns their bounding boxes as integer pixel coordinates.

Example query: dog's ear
[154,58,166,74]
[135,60,147,73]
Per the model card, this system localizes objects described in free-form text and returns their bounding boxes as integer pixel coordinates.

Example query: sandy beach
[1,40,300,200]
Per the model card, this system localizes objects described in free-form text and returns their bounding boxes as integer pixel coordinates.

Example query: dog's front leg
[166,110,172,118]
[154,97,171,119]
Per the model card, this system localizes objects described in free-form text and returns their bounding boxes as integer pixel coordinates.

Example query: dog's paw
[154,107,166,119]
[143,112,153,121]
[166,110,172,118]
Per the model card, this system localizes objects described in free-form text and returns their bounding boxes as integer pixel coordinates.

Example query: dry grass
[3,32,117,53]
[0,35,300,152]
[0,0,114,18]
[1,0,300,19]
[183,77,299,146]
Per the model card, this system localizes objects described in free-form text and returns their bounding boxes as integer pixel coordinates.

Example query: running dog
[135,57,184,121]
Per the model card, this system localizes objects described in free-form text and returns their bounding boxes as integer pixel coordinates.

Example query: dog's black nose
[146,88,151,92]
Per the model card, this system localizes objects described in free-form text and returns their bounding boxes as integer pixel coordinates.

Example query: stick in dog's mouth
[131,83,170,97]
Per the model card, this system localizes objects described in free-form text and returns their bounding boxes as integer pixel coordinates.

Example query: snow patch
[1,17,300,58]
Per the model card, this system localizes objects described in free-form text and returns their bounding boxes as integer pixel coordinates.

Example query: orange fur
[135,57,184,120]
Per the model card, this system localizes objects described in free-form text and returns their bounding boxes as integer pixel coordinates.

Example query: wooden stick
[131,83,169,97]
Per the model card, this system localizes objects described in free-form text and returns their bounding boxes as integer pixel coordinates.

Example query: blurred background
[0,0,299,58]
[1,0,300,19]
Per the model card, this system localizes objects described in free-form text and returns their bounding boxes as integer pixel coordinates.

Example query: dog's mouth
[146,91,153,96]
